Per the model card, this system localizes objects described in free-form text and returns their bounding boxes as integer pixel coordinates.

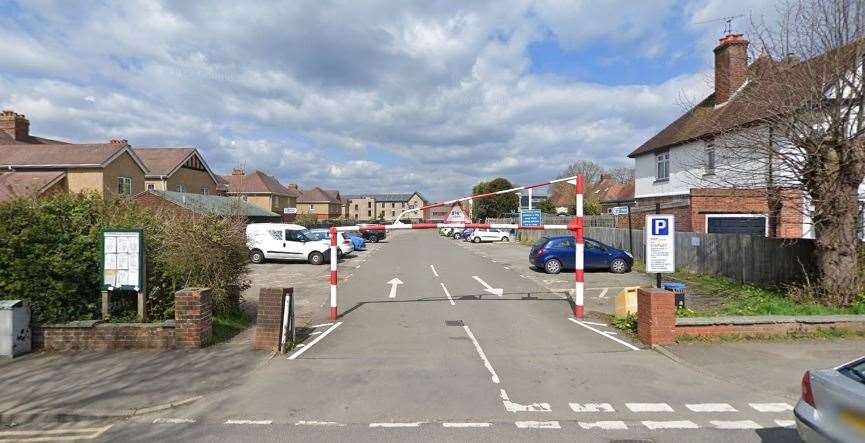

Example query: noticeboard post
[100,229,146,321]
[520,209,541,227]
[645,215,675,288]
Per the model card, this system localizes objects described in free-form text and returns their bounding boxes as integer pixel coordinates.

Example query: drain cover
[445,320,464,327]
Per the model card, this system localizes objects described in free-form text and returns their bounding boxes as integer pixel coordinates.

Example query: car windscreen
[304,230,324,241]
[841,359,865,385]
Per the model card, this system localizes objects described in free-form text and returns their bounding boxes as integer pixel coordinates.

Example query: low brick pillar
[175,287,212,349]
[637,287,676,346]
[254,288,285,352]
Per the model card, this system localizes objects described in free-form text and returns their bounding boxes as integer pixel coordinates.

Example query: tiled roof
[598,179,634,203]
[220,170,298,197]
[0,141,146,170]
[298,187,341,203]
[0,132,67,145]
[140,190,278,218]
[0,170,65,201]
[133,148,196,177]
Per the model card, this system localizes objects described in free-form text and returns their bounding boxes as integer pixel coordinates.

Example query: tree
[536,198,556,214]
[471,178,519,220]
[606,167,635,184]
[703,0,865,305]
[548,160,607,210]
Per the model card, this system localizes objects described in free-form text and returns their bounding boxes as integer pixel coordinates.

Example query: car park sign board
[645,214,675,273]
[520,209,541,227]
[609,206,628,216]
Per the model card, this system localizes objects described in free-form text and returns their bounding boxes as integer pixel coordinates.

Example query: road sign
[445,203,470,223]
[520,209,541,227]
[645,215,675,273]
[283,207,298,214]
[609,206,628,216]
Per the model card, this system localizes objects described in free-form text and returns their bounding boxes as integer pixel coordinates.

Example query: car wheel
[308,251,325,265]
[501,236,509,242]
[249,249,265,264]
[454,233,461,239]
[544,258,562,274]
[472,236,481,243]
[370,234,380,243]
[610,258,629,274]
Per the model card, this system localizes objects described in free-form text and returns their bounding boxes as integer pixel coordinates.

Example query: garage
[705,214,767,236]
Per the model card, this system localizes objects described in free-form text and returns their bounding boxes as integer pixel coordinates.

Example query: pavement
[3,230,863,442]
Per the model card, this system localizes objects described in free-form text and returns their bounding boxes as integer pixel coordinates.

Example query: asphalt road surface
[93,230,800,442]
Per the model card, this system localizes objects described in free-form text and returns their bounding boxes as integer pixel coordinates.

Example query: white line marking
[369,422,424,428]
[750,402,794,412]
[569,318,641,351]
[471,276,503,296]
[442,422,491,428]
[711,420,762,429]
[570,403,614,412]
[626,403,674,412]
[440,283,456,306]
[501,389,551,412]
[387,277,403,298]
[288,322,342,360]
[153,418,196,424]
[579,421,628,430]
[598,288,609,299]
[0,426,113,438]
[311,323,333,328]
[463,325,500,384]
[642,420,699,430]
[310,331,322,335]
[580,321,607,327]
[430,264,439,277]
[775,419,796,427]
[225,420,272,425]
[295,421,345,427]
[515,421,560,429]
[686,403,737,412]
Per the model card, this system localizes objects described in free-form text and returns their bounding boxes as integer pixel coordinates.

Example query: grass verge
[677,327,865,343]
[212,309,251,344]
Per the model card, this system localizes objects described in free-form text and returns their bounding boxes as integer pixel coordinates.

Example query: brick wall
[625,194,692,231]
[690,188,803,238]
[175,288,212,349]
[254,287,286,352]
[636,288,676,346]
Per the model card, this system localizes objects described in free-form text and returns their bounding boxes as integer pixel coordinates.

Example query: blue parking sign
[652,218,669,235]
[645,214,675,273]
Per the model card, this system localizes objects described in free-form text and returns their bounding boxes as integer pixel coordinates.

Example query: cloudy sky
[0,0,779,200]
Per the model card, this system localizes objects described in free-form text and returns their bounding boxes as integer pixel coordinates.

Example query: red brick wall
[254,287,285,352]
[32,321,176,351]
[175,288,212,349]
[625,194,692,231]
[690,188,803,238]
[637,288,676,346]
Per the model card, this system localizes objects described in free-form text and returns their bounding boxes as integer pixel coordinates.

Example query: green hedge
[0,193,249,324]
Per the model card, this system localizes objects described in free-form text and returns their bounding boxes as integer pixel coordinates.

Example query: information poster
[102,230,143,290]
[645,215,675,273]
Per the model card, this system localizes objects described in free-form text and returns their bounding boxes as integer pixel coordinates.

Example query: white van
[246,223,332,265]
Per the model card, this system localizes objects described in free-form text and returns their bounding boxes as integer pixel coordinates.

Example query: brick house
[134,148,220,195]
[343,192,427,221]
[297,187,343,220]
[220,169,299,215]
[628,33,813,237]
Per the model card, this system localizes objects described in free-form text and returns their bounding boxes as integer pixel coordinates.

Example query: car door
[261,228,288,259]
[483,229,498,241]
[584,238,610,270]
[283,229,311,260]
[555,238,576,269]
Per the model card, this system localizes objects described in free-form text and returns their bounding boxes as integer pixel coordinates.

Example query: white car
[246,223,332,265]
[468,228,511,243]
[309,229,354,257]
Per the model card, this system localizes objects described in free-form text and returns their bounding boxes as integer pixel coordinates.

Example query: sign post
[101,229,146,321]
[645,214,675,288]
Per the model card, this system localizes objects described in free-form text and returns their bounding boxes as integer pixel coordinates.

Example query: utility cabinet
[0,300,31,357]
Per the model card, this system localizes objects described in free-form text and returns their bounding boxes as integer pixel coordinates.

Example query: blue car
[529,235,633,274]
[344,231,366,251]
[461,228,474,241]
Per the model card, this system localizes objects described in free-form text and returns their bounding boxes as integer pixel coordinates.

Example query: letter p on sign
[652,219,669,235]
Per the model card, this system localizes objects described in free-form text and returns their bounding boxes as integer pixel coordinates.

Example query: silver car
[795,355,865,442]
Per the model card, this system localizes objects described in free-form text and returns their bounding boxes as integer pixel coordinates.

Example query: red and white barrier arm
[338,223,570,232]
[571,176,585,319]
[329,226,338,320]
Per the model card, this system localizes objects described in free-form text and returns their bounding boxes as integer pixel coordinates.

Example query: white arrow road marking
[472,276,503,296]
[387,278,404,298]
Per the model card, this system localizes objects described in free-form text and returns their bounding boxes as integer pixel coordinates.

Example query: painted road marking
[225,420,272,425]
[568,318,641,351]
[626,403,674,412]
[710,420,762,429]
[369,422,424,428]
[430,264,439,277]
[686,403,737,412]
[580,321,607,327]
[471,276,503,296]
[501,389,551,412]
[0,426,113,440]
[386,277,404,298]
[775,419,796,427]
[153,418,196,424]
[442,422,491,428]
[440,283,456,306]
[570,403,615,412]
[463,325,500,384]
[311,323,333,328]
[310,331,322,335]
[598,288,609,299]
[642,420,699,430]
[749,402,794,412]
[295,421,345,427]
[515,421,560,429]
[288,322,342,360]
[579,421,628,430]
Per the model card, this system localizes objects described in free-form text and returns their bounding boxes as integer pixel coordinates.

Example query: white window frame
[655,151,670,181]
[704,213,768,237]
[176,184,186,193]
[146,183,155,191]
[201,187,209,195]
[118,176,133,196]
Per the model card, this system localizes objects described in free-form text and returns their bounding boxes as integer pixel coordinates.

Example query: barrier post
[570,176,585,318]
[329,226,338,320]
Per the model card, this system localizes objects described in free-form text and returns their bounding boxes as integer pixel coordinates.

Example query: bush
[294,213,319,226]
[0,193,249,324]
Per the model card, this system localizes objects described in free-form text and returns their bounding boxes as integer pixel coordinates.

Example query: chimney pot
[109,138,128,145]
[714,33,750,104]
[0,110,30,141]
[231,168,245,176]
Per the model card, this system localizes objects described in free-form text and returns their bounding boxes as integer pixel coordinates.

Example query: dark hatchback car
[529,235,633,274]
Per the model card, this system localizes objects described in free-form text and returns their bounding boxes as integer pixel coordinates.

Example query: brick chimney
[714,33,749,104]
[231,168,245,176]
[0,110,30,141]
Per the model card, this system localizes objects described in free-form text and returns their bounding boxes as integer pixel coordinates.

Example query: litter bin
[662,283,686,310]
[0,300,31,358]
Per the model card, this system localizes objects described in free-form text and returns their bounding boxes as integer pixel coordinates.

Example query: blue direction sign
[520,209,542,227]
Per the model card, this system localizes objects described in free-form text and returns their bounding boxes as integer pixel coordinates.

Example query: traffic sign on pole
[645,214,675,274]
[520,209,541,227]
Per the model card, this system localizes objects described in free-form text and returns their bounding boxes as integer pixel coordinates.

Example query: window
[176,184,186,193]
[118,177,132,195]
[354,204,358,210]
[585,239,605,250]
[368,201,371,208]
[705,141,716,174]
[268,230,283,241]
[146,183,155,191]
[286,230,308,242]
[655,151,670,181]
[201,187,209,195]
[367,210,371,217]
[272,195,278,207]
[391,211,395,217]
[309,204,314,210]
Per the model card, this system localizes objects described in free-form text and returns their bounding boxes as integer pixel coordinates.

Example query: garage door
[707,216,766,235]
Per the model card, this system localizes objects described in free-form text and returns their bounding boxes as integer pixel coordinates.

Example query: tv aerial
[694,14,745,34]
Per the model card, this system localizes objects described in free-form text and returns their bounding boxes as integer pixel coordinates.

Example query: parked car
[529,235,633,274]
[452,228,466,239]
[796,355,865,442]
[358,224,386,243]
[469,228,511,243]
[461,228,475,241]
[246,223,331,265]
[440,227,453,237]
[308,229,354,257]
[344,231,367,251]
